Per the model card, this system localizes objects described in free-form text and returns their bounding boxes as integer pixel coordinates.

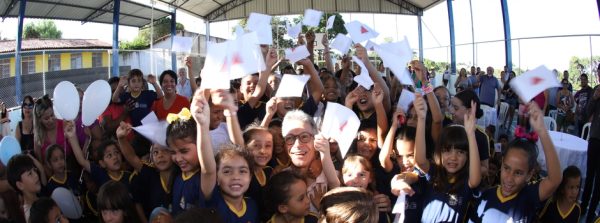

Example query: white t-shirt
[209,122,230,153]
[176,78,193,100]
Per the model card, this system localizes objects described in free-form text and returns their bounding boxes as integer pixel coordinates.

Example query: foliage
[235,16,294,50]
[121,17,184,50]
[23,20,62,39]
[567,56,600,90]
[292,13,346,39]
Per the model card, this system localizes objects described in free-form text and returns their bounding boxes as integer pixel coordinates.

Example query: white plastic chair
[498,102,509,128]
[581,122,591,141]
[543,116,557,131]
[548,109,558,121]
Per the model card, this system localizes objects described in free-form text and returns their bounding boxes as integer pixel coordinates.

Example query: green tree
[23,20,62,39]
[568,55,600,90]
[121,17,184,50]
[235,16,294,50]
[292,13,347,39]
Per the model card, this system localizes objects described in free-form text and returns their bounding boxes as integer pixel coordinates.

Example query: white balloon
[53,81,80,121]
[52,105,63,120]
[82,80,112,126]
[51,187,82,219]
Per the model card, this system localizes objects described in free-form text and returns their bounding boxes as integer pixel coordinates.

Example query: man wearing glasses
[281,110,340,212]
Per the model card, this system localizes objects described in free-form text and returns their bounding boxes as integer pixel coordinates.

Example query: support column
[500,0,512,72]
[112,0,120,77]
[417,15,423,62]
[15,0,26,103]
[205,20,210,52]
[447,0,456,75]
[171,10,177,71]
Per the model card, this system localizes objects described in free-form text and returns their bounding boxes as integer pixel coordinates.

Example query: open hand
[314,134,330,154]
[464,100,477,133]
[191,90,210,127]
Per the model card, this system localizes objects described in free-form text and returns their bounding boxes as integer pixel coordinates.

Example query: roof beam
[205,0,252,22]
[385,0,422,16]
[1,0,18,22]
[81,0,113,25]
[24,0,161,23]
[155,0,205,19]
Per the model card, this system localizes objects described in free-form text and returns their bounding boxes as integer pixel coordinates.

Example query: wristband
[422,83,434,94]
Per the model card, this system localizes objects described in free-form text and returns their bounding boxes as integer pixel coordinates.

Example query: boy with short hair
[7,154,44,222]
[111,69,163,127]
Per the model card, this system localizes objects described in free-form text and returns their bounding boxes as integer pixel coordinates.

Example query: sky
[0,0,598,72]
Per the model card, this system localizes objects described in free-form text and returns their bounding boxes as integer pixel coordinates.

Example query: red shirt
[152,94,191,120]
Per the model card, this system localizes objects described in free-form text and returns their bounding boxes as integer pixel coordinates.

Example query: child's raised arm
[192,90,217,199]
[64,121,90,172]
[380,109,403,173]
[211,89,244,146]
[314,135,341,189]
[413,94,430,173]
[529,102,561,201]
[464,101,481,189]
[372,83,389,149]
[111,76,127,103]
[260,97,277,128]
[116,122,143,172]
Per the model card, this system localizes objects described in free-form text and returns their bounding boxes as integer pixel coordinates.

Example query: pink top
[40,117,88,161]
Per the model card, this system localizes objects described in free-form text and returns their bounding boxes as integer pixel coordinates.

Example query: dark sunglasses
[22,103,34,109]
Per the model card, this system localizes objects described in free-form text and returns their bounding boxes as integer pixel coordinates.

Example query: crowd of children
[0,27,599,223]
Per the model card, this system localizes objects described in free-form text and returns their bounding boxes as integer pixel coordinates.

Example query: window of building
[21,56,35,75]
[0,59,9,78]
[92,52,103,67]
[71,53,82,69]
[48,54,61,72]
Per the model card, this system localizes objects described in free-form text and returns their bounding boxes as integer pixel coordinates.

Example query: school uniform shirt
[469,183,543,223]
[420,167,477,223]
[207,187,258,223]
[372,149,398,199]
[475,127,490,162]
[43,172,82,197]
[401,167,428,223]
[90,163,131,188]
[266,213,319,223]
[268,157,291,172]
[119,90,158,127]
[538,197,581,223]
[171,171,204,216]
[130,163,173,217]
[246,167,273,221]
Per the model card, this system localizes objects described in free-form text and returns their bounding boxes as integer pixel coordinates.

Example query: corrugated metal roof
[0,39,112,53]
[1,0,172,27]
[157,0,443,22]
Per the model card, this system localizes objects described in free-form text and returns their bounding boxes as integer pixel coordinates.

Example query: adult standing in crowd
[479,66,502,108]
[16,96,35,154]
[581,64,600,223]
[575,74,593,135]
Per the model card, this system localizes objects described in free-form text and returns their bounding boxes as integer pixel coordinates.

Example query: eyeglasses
[284,132,313,145]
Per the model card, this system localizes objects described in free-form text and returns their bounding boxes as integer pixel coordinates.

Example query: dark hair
[96,140,119,161]
[174,208,223,223]
[498,134,509,141]
[159,70,178,86]
[166,118,197,147]
[127,69,144,81]
[45,144,64,164]
[215,144,254,175]
[21,95,34,119]
[555,165,581,199]
[108,76,120,85]
[502,139,539,171]
[243,125,272,146]
[97,181,141,223]
[0,191,26,223]
[29,198,58,223]
[580,73,588,79]
[432,125,469,194]
[358,120,377,132]
[454,90,483,119]
[265,170,306,215]
[6,154,37,195]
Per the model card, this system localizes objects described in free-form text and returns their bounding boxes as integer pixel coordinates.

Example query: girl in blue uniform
[116,122,176,221]
[469,102,562,223]
[538,166,582,223]
[42,144,81,197]
[265,170,318,223]
[165,107,204,216]
[243,126,274,221]
[414,94,481,223]
[342,155,391,223]
[194,91,258,222]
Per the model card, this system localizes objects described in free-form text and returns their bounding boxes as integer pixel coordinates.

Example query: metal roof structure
[156,0,443,22]
[0,0,171,27]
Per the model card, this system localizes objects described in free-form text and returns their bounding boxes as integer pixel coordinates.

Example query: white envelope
[285,45,310,64]
[344,20,379,43]
[397,89,415,113]
[320,102,361,158]
[330,33,352,55]
[275,74,311,98]
[303,9,323,27]
[246,12,272,31]
[510,65,560,103]
[351,56,373,89]
[171,36,193,53]
[326,15,336,30]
